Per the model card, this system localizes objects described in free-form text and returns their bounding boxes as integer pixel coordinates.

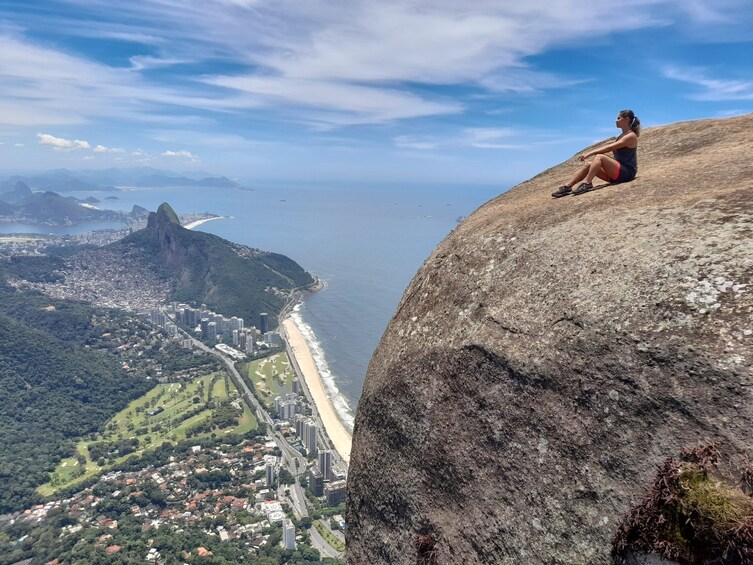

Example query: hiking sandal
[551,185,572,198]
[572,182,594,195]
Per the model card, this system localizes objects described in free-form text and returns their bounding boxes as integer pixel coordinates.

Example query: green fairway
[240,352,296,409]
[39,372,257,496]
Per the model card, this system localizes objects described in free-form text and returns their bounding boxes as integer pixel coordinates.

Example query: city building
[282,518,296,550]
[293,414,305,437]
[309,467,324,497]
[275,394,299,421]
[266,462,276,487]
[207,321,217,342]
[324,480,347,507]
[264,332,282,345]
[291,378,300,395]
[303,420,318,457]
[260,313,268,335]
[200,318,209,340]
[318,450,333,481]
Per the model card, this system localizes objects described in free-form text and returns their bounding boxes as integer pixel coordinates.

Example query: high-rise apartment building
[282,519,296,549]
[303,420,318,457]
[318,450,333,481]
[324,480,347,507]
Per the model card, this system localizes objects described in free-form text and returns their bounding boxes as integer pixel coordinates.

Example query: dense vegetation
[0,431,344,565]
[118,203,314,328]
[0,284,153,513]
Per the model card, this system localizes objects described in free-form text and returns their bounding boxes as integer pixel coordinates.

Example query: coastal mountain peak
[119,201,314,327]
[346,113,753,564]
[147,201,181,230]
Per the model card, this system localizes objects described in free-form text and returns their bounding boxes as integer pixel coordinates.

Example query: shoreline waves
[282,305,353,463]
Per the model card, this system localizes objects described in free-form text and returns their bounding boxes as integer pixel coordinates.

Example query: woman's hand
[578,152,592,162]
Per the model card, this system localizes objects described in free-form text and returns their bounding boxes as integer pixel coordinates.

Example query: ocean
[0,182,503,429]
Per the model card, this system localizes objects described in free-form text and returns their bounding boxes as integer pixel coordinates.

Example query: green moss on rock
[613,445,753,564]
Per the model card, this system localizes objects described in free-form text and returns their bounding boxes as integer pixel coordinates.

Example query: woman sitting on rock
[552,109,640,197]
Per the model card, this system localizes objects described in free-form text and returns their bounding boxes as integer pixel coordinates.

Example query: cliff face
[346,114,753,564]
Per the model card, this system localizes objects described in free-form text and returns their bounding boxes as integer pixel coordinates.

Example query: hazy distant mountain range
[0,181,128,225]
[0,167,243,225]
[0,166,243,193]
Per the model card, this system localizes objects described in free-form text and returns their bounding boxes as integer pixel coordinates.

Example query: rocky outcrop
[346,114,753,564]
[119,202,314,327]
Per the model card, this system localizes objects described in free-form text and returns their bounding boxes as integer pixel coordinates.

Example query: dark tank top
[613,145,637,174]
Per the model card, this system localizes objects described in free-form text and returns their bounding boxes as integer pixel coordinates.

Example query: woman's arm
[579,132,637,160]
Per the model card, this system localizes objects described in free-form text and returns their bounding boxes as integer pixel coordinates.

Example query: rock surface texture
[345,114,753,564]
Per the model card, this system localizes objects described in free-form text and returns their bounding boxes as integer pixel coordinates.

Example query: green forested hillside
[118,203,314,328]
[0,285,153,513]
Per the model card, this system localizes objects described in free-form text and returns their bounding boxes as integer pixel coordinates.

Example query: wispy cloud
[148,130,279,150]
[394,126,587,151]
[2,0,752,155]
[6,0,736,131]
[663,65,753,100]
[128,55,190,71]
[395,127,522,151]
[205,75,463,125]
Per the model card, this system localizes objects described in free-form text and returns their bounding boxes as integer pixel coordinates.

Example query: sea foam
[289,303,355,432]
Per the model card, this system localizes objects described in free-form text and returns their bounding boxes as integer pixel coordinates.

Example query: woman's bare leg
[584,154,619,184]
[565,164,590,187]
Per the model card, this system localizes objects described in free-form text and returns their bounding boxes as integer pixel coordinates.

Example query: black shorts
[612,163,636,184]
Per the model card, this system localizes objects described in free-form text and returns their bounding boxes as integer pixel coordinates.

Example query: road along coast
[282,317,353,463]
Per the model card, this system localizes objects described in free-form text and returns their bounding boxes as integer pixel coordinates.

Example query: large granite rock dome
[346,114,753,564]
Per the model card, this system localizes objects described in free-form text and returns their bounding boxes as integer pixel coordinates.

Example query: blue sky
[1,0,752,186]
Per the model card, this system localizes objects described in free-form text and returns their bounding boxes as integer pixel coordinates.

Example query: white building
[282,518,296,550]
[303,420,318,456]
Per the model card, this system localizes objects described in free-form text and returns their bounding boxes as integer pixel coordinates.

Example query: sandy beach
[183,216,223,230]
[282,318,352,463]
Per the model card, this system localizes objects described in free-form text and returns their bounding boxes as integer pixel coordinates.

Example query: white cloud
[128,55,189,71]
[37,133,90,150]
[663,65,753,100]
[94,144,126,153]
[149,130,278,150]
[162,149,197,160]
[3,0,753,131]
[14,143,24,147]
[206,75,462,125]
[394,136,441,150]
[394,126,581,151]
